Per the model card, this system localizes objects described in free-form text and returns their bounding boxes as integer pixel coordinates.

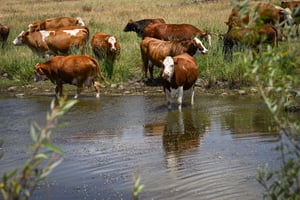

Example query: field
[0,0,290,90]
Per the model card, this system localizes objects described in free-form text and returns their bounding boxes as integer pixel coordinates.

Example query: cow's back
[173,54,198,90]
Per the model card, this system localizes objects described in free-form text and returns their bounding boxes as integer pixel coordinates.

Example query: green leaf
[43,142,64,155]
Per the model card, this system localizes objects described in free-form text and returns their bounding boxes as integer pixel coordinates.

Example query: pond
[0,94,285,200]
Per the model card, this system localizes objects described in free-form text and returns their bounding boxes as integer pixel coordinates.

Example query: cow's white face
[162,56,174,82]
[108,36,117,51]
[12,31,25,45]
[76,17,85,26]
[193,37,208,55]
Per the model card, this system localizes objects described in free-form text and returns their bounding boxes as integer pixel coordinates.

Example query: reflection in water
[0,95,286,200]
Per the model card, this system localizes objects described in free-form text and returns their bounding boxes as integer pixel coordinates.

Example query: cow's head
[76,17,85,26]
[12,31,27,46]
[33,64,48,82]
[123,19,137,32]
[108,36,118,52]
[162,56,175,82]
[193,37,208,55]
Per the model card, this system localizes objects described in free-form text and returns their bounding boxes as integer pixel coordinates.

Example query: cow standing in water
[33,55,108,98]
[140,37,208,80]
[161,54,198,111]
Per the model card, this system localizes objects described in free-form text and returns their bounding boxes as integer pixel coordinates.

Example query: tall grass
[0,0,278,86]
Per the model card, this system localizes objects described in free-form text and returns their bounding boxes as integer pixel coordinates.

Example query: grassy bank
[0,0,284,88]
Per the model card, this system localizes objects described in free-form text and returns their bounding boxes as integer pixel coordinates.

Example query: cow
[225,7,250,32]
[91,32,121,79]
[28,17,85,32]
[123,18,166,37]
[33,55,108,98]
[13,26,89,60]
[281,1,300,36]
[222,24,278,62]
[140,36,208,80]
[142,23,212,46]
[254,2,293,39]
[161,54,198,111]
[91,32,121,62]
[0,23,9,48]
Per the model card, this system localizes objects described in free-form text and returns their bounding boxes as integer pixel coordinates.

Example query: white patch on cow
[194,37,208,54]
[13,31,25,45]
[40,30,53,41]
[63,29,81,36]
[162,56,175,82]
[76,17,85,26]
[108,36,117,50]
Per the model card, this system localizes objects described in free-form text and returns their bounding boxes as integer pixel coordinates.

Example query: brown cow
[161,54,198,111]
[33,55,108,98]
[13,26,89,60]
[142,23,212,46]
[28,17,85,32]
[0,23,9,48]
[222,24,278,62]
[140,36,208,80]
[225,7,250,32]
[254,3,293,27]
[123,18,166,37]
[91,32,121,61]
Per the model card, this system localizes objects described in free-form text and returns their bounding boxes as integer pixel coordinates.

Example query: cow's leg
[177,86,184,111]
[190,85,195,106]
[94,81,101,98]
[165,89,172,110]
[55,84,63,98]
[74,85,83,99]
[148,61,154,80]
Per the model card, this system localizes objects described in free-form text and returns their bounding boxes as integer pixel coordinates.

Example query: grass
[0,0,285,87]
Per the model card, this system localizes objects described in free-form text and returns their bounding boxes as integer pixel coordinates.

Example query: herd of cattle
[0,1,300,110]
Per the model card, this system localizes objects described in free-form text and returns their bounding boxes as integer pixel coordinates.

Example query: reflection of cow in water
[161,110,209,168]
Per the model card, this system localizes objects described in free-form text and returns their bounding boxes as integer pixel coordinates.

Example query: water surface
[0,94,284,199]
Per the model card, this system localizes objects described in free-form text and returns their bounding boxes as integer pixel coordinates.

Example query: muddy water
[0,95,284,199]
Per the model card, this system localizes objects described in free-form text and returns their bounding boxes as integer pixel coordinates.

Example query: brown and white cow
[123,18,166,37]
[222,24,278,62]
[0,23,9,48]
[28,17,85,32]
[33,55,108,98]
[161,54,198,111]
[13,26,89,60]
[91,32,121,62]
[140,36,208,80]
[142,23,212,46]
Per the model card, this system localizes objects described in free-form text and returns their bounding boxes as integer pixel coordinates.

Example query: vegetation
[0,97,78,200]
[0,0,248,86]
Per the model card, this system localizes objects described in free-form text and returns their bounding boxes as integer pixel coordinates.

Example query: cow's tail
[270,25,279,47]
[92,57,109,85]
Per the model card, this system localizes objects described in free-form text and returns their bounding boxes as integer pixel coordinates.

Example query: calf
[140,37,208,80]
[223,24,278,62]
[143,23,212,46]
[0,23,9,48]
[161,54,198,111]
[33,55,108,98]
[123,18,166,37]
[225,7,250,32]
[28,17,85,32]
[13,26,89,60]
